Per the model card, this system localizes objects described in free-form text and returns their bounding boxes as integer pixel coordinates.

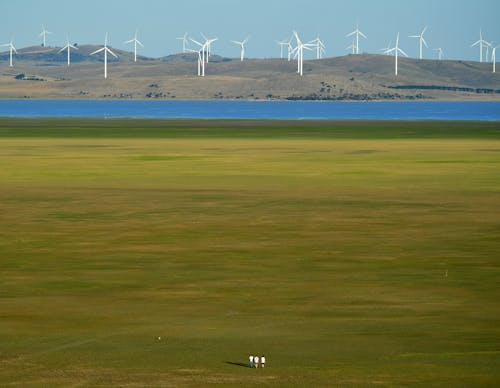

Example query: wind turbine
[230,36,250,61]
[277,40,289,59]
[190,36,217,76]
[380,41,392,56]
[125,29,143,62]
[346,22,367,54]
[39,24,52,47]
[409,26,428,59]
[433,48,444,60]
[471,29,488,63]
[346,38,356,55]
[1,38,17,67]
[58,35,78,66]
[485,41,493,62]
[384,33,408,76]
[492,45,499,73]
[291,31,314,76]
[310,36,325,59]
[285,35,294,61]
[90,33,118,79]
[280,34,295,61]
[186,48,203,76]
[201,33,217,62]
[177,32,189,53]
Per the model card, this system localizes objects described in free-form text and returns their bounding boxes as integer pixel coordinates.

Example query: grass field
[1,119,500,386]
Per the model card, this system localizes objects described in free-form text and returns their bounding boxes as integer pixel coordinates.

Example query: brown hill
[0,52,498,100]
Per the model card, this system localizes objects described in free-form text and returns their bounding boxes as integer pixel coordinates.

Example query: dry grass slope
[0,52,499,100]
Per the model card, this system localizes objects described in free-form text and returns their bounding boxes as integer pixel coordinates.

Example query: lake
[0,100,499,120]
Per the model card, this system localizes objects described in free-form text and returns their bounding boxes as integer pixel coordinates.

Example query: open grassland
[1,119,500,386]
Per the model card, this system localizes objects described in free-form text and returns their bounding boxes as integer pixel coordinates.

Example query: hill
[0,47,498,100]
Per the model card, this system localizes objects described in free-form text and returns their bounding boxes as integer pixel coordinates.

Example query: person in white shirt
[261,355,266,368]
[249,355,254,368]
[254,355,259,368]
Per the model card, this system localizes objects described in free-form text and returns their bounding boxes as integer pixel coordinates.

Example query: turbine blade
[106,47,118,58]
[90,47,105,55]
[190,38,202,47]
[398,48,409,57]
[137,40,144,47]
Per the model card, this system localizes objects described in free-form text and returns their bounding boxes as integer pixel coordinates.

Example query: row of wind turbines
[1,24,498,79]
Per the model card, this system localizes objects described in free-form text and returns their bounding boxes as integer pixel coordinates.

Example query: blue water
[0,100,499,120]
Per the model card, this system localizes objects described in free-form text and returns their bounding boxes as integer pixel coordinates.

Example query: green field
[1,119,500,387]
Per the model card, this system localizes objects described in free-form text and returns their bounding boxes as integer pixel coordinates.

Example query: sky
[1,0,499,61]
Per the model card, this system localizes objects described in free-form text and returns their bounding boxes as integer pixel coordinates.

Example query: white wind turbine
[485,41,493,62]
[2,38,17,67]
[277,39,289,59]
[286,37,294,61]
[384,32,408,76]
[201,33,217,62]
[177,33,189,53]
[346,22,367,54]
[125,29,143,62]
[291,31,315,76]
[278,36,294,60]
[380,41,392,56]
[310,36,325,59]
[230,36,250,61]
[471,29,488,63]
[492,45,499,73]
[409,26,428,60]
[58,35,78,66]
[346,38,356,55]
[90,33,118,79]
[186,48,203,76]
[39,24,52,47]
[190,36,217,76]
[433,48,444,60]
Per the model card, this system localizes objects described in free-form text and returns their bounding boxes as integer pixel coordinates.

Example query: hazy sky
[1,0,499,61]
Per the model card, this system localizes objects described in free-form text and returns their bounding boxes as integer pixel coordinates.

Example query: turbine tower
[90,33,118,79]
[346,22,367,54]
[39,25,52,47]
[230,36,250,62]
[384,32,408,76]
[471,29,488,63]
[125,29,144,62]
[1,38,17,67]
[58,35,78,66]
[177,33,189,53]
[409,26,428,60]
[433,48,444,60]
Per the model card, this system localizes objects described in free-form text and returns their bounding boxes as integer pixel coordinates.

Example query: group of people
[249,355,266,368]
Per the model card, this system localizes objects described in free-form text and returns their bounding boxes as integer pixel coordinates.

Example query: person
[254,355,259,368]
[261,355,266,368]
[249,355,254,368]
